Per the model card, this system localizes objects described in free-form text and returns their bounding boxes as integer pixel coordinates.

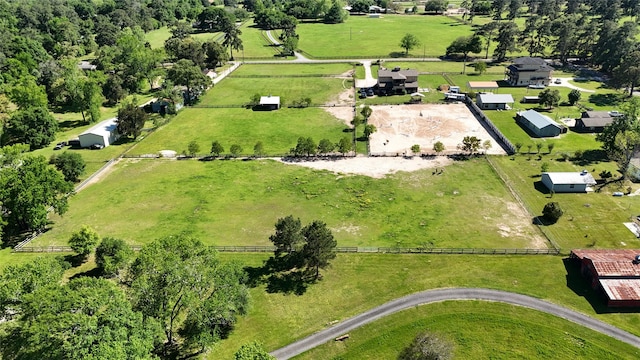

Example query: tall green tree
[68,225,100,258]
[52,151,86,182]
[0,154,72,238]
[301,220,337,279]
[493,22,519,61]
[0,257,68,319]
[446,35,482,73]
[211,140,224,156]
[223,24,244,60]
[116,99,148,139]
[8,77,48,109]
[613,49,640,96]
[96,237,133,278]
[0,277,159,360]
[597,97,640,154]
[3,107,58,150]
[324,0,348,23]
[128,234,249,357]
[337,136,353,155]
[539,88,560,108]
[269,215,304,257]
[459,135,481,154]
[399,33,420,56]
[475,22,498,59]
[167,59,211,104]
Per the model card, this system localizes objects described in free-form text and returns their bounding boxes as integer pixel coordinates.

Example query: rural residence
[377,67,419,94]
[516,109,565,137]
[570,249,640,307]
[78,117,120,148]
[541,171,596,193]
[476,93,514,110]
[505,57,553,86]
[574,111,615,132]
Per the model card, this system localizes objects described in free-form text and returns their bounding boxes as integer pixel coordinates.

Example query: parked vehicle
[366,88,374,96]
[554,78,562,84]
[53,144,63,150]
[90,143,104,150]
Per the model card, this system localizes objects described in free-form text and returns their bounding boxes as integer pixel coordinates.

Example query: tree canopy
[116,99,148,140]
[3,107,58,150]
[128,234,249,357]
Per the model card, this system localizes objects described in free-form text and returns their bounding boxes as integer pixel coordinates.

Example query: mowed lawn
[208,253,640,359]
[295,301,640,359]
[199,76,348,106]
[491,156,640,250]
[231,63,353,76]
[34,157,543,249]
[129,107,348,155]
[296,15,476,58]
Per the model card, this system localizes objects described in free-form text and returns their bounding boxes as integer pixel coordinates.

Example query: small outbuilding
[570,249,640,307]
[574,111,615,132]
[476,93,514,110]
[516,109,565,137]
[466,81,499,92]
[541,171,596,193]
[78,61,97,71]
[78,117,120,148]
[521,96,540,104]
[259,96,280,110]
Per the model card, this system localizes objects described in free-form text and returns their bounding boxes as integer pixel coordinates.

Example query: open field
[491,156,640,250]
[232,63,353,76]
[206,253,640,359]
[129,107,348,156]
[366,104,506,155]
[297,15,476,58]
[295,301,640,359]
[32,157,545,249]
[199,76,350,106]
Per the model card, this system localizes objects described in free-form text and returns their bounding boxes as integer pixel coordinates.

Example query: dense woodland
[1,0,640,358]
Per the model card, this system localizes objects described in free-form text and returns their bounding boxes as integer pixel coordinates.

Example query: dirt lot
[366,104,507,156]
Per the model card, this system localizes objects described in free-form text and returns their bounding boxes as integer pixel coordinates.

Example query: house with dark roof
[570,249,640,307]
[516,109,565,137]
[377,67,418,94]
[541,171,596,193]
[476,93,514,110]
[505,57,553,86]
[574,111,615,132]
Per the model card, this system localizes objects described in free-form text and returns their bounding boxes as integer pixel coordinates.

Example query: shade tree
[68,225,100,258]
[52,151,86,182]
[399,33,420,56]
[3,107,58,150]
[95,237,134,278]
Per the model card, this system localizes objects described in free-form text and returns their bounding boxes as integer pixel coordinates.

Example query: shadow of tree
[571,149,609,166]
[588,93,624,107]
[244,256,316,295]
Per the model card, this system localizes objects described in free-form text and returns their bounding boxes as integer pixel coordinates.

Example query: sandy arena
[366,104,506,156]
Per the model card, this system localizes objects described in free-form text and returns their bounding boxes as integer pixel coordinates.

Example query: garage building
[541,171,596,193]
[78,117,120,148]
[516,109,565,137]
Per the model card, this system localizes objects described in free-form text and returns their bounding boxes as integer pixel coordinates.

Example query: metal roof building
[78,117,120,148]
[259,96,280,110]
[570,249,640,307]
[541,172,596,193]
[516,109,565,137]
[476,93,514,110]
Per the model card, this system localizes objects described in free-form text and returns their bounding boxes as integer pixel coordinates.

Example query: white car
[554,78,562,84]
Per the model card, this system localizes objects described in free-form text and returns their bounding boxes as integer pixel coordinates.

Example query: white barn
[476,93,514,110]
[541,171,596,193]
[78,118,120,148]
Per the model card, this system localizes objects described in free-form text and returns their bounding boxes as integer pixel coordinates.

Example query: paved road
[270,288,640,359]
[549,77,595,93]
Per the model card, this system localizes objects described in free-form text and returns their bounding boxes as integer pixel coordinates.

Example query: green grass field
[295,301,640,359]
[491,156,640,250]
[200,75,349,106]
[129,107,348,156]
[233,63,353,76]
[206,253,640,359]
[297,15,476,58]
[33,157,543,249]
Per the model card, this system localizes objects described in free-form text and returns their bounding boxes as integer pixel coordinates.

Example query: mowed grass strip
[129,107,348,155]
[209,253,640,359]
[491,156,640,250]
[297,15,475,58]
[294,301,640,360]
[231,63,354,76]
[35,157,542,249]
[199,76,348,106]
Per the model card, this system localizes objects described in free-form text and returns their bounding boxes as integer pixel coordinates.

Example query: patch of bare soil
[278,156,453,179]
[497,200,548,249]
[367,104,506,156]
[81,158,122,189]
[325,87,355,107]
[324,104,353,126]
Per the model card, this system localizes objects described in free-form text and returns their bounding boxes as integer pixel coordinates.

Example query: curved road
[270,288,640,359]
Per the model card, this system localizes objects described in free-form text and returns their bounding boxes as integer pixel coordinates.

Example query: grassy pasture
[33,157,543,249]
[208,253,640,359]
[491,156,640,250]
[232,63,353,76]
[295,301,640,359]
[199,76,349,106]
[297,15,476,58]
[129,107,347,156]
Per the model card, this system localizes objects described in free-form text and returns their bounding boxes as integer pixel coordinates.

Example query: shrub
[398,331,453,360]
[542,202,564,223]
[96,237,133,277]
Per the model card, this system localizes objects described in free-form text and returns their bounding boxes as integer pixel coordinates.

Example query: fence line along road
[13,245,559,255]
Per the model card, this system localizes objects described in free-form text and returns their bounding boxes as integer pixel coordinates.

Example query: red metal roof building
[570,249,640,307]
